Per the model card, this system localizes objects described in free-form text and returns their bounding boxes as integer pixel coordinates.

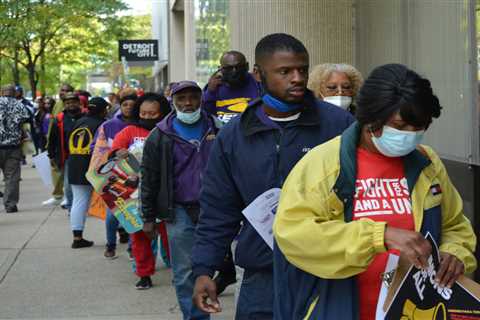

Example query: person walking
[191,34,355,319]
[0,85,31,213]
[110,93,171,287]
[273,64,477,320]
[141,81,222,319]
[68,97,108,248]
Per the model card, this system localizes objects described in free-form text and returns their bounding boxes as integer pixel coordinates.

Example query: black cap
[88,97,109,112]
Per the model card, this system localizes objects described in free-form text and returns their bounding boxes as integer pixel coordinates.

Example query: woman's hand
[436,252,464,288]
[384,226,432,269]
[115,148,129,159]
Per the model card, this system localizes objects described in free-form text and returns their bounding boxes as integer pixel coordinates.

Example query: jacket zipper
[275,129,283,186]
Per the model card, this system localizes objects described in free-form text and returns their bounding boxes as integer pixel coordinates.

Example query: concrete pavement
[0,165,235,319]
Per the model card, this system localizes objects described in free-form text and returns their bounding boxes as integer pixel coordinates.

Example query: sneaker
[42,198,62,206]
[118,231,129,244]
[127,248,134,261]
[214,272,237,296]
[104,246,117,259]
[135,276,152,290]
[5,205,18,213]
[71,239,94,249]
[60,198,69,210]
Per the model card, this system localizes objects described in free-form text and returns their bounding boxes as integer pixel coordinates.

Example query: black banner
[118,40,159,61]
[385,233,480,320]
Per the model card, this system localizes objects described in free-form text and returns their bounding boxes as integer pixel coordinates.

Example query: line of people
[1,32,476,320]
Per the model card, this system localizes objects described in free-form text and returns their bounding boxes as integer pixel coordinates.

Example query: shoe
[118,230,129,244]
[214,272,237,296]
[5,206,18,213]
[42,197,62,206]
[71,239,94,249]
[127,248,134,261]
[104,246,117,259]
[135,276,152,290]
[60,198,69,210]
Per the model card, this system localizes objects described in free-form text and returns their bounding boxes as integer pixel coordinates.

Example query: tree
[0,0,128,97]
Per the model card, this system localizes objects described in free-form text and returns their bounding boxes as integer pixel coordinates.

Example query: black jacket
[47,112,82,169]
[67,114,104,185]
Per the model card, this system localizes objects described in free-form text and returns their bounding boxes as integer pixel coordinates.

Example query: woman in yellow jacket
[273,64,477,320]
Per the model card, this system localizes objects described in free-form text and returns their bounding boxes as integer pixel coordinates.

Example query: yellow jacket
[274,125,476,280]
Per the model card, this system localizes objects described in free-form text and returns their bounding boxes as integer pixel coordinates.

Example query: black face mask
[66,108,82,117]
[222,68,248,88]
[138,118,160,131]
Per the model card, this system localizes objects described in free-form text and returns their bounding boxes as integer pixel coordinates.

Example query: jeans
[166,207,209,320]
[63,159,73,210]
[105,208,119,248]
[70,184,92,231]
[235,270,273,320]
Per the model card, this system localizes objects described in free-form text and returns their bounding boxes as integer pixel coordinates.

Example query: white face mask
[323,96,352,110]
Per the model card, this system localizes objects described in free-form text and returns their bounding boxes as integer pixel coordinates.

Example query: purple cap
[171,81,201,96]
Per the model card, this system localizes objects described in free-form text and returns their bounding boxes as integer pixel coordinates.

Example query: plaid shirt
[0,97,30,147]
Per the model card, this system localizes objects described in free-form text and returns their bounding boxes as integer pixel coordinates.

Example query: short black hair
[254,33,308,65]
[131,92,171,121]
[355,64,442,129]
[221,50,246,63]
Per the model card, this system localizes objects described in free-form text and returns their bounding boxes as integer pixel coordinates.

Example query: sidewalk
[0,165,235,319]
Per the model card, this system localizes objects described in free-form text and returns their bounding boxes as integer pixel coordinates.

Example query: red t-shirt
[353,148,415,320]
[111,125,150,162]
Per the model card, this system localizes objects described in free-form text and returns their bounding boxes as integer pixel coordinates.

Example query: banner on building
[118,40,159,61]
[383,233,480,320]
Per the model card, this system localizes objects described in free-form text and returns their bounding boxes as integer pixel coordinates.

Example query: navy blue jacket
[191,91,355,278]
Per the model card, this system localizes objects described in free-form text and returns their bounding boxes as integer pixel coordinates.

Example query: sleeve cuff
[373,221,387,253]
[192,265,215,279]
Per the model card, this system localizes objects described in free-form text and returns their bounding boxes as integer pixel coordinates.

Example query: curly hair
[308,63,364,99]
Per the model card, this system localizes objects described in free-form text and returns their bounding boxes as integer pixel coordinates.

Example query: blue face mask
[371,125,425,157]
[262,94,302,113]
[175,105,201,124]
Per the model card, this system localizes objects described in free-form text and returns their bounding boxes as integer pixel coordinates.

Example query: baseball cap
[171,81,201,96]
[88,97,109,111]
[64,92,80,101]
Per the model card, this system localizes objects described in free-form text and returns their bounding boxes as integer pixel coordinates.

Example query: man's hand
[142,222,157,240]
[436,252,464,288]
[207,71,223,92]
[193,275,221,314]
[384,226,432,269]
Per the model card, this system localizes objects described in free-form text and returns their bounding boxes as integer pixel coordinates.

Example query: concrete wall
[229,0,355,67]
[355,0,478,165]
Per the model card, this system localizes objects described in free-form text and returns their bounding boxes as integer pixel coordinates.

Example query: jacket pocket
[326,192,343,218]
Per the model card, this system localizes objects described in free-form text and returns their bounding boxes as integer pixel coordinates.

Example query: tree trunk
[40,52,46,95]
[26,63,37,99]
[12,48,20,85]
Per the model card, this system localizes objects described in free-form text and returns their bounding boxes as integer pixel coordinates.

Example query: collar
[240,90,322,137]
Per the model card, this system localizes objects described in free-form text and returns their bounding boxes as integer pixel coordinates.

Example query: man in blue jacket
[191,33,355,319]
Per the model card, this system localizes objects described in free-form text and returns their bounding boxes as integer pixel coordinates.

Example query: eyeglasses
[324,85,353,95]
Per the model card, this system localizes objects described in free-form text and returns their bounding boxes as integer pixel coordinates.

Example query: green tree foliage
[195,0,230,85]
[0,0,131,97]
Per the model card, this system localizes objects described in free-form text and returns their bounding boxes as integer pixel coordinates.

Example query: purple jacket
[156,112,221,203]
[91,113,129,152]
[202,73,260,123]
